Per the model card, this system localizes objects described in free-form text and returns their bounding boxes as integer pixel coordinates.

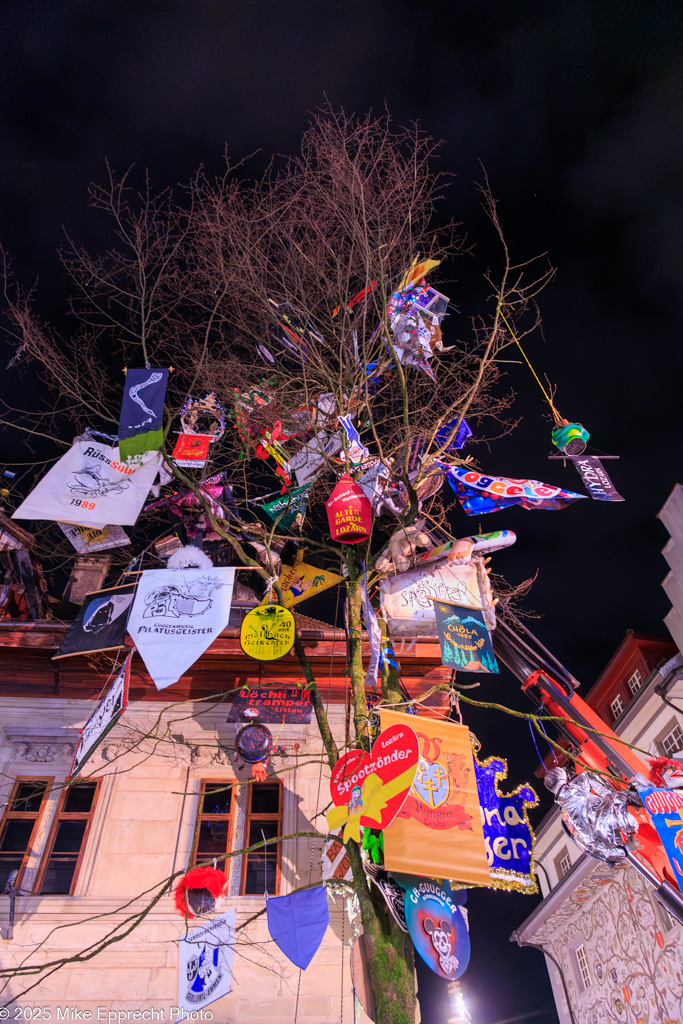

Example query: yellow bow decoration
[326,765,418,844]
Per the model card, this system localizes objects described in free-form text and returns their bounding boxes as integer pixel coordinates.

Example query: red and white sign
[326,474,373,544]
[329,724,420,830]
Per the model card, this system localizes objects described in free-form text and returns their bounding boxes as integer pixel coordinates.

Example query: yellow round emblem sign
[240,604,296,661]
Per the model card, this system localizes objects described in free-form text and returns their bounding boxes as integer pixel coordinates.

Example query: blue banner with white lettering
[474,754,538,892]
[638,786,683,891]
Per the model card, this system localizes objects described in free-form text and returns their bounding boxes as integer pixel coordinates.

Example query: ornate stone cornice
[4,727,79,763]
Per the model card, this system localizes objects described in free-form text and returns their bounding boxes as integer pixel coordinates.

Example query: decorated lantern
[174,866,228,919]
[551,420,590,455]
[326,474,372,544]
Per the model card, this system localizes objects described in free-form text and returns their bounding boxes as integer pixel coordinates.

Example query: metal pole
[3,870,18,940]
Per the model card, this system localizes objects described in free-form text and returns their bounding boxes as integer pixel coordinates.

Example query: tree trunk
[347,841,417,1024]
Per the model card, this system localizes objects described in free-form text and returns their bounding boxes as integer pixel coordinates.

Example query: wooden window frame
[0,776,54,889]
[659,722,683,758]
[555,849,572,880]
[240,780,283,897]
[627,669,643,696]
[574,943,592,991]
[610,694,624,721]
[33,780,101,896]
[191,780,236,882]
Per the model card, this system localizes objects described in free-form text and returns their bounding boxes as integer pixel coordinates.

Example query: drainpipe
[509,930,577,1024]
[652,654,683,716]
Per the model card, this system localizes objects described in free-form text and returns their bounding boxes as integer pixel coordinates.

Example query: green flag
[261,485,311,531]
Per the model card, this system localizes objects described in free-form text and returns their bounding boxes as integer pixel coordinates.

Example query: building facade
[0,616,450,1022]
[514,631,683,1024]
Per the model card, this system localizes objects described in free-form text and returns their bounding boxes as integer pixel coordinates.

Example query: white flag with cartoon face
[178,910,235,1014]
[12,441,161,527]
[128,568,236,689]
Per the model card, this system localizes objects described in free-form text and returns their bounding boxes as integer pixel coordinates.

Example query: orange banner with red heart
[380,708,490,886]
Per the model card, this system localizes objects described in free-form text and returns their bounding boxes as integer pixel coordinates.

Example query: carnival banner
[240,604,296,661]
[638,786,683,891]
[54,582,136,659]
[327,723,420,843]
[177,910,235,1014]
[474,753,538,892]
[569,456,624,501]
[58,521,131,554]
[260,485,311,531]
[289,431,343,487]
[445,466,585,515]
[172,434,212,468]
[381,709,490,886]
[228,686,313,724]
[118,367,169,461]
[12,441,161,527]
[433,600,499,673]
[69,654,131,779]
[404,880,470,980]
[380,559,494,637]
[128,568,235,689]
[260,559,343,609]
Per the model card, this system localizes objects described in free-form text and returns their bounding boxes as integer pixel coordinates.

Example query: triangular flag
[127,568,235,689]
[12,441,161,527]
[266,887,329,970]
[261,485,312,531]
[260,560,343,608]
[398,257,441,291]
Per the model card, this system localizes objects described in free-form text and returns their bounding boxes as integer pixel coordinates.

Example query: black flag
[54,582,136,659]
[570,456,623,501]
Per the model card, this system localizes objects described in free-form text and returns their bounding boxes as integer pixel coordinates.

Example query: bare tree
[1,108,553,1024]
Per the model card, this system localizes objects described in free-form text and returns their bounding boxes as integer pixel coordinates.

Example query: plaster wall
[0,696,368,1024]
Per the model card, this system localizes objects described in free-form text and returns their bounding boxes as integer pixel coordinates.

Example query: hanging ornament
[551,420,590,456]
[240,603,296,661]
[326,474,373,544]
[180,393,226,441]
[326,723,420,843]
[235,722,273,782]
[174,866,228,919]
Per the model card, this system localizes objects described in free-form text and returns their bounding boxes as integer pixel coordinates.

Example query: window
[659,723,683,758]
[241,782,282,896]
[628,670,644,696]
[610,695,624,721]
[555,849,572,880]
[654,897,677,934]
[191,781,235,878]
[574,944,592,991]
[0,778,52,891]
[35,781,99,895]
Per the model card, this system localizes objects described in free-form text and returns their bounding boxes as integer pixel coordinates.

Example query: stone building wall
[0,695,367,1024]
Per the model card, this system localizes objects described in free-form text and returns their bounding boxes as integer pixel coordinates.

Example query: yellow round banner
[240,604,296,661]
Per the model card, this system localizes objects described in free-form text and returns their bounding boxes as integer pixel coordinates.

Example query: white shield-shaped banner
[380,558,494,637]
[12,441,161,527]
[128,568,235,689]
[178,910,235,1013]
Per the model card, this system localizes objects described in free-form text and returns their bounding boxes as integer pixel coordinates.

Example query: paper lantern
[551,421,590,455]
[326,474,372,544]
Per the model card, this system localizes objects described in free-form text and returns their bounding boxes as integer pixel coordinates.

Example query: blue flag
[266,886,329,970]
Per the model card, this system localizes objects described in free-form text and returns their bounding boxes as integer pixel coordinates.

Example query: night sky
[1,3,683,1022]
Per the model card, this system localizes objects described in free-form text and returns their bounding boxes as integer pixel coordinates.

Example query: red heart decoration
[329,723,420,830]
